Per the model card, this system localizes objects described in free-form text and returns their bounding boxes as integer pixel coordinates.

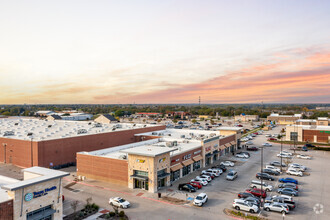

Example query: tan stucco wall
[285,126,303,142]
[8,178,63,220]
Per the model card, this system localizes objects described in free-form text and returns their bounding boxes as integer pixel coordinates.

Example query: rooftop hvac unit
[180,135,185,138]
[3,131,14,136]
[210,133,216,137]
[133,124,136,126]
[112,128,116,131]
[119,155,127,160]
[166,142,173,147]
[48,125,52,128]
[173,141,178,146]
[168,134,171,136]
[27,132,33,136]
[94,123,102,128]
[144,125,147,127]
[77,129,87,134]
[14,123,18,126]
[152,132,157,135]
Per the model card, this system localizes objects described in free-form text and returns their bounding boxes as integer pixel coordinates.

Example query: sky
[0,0,330,104]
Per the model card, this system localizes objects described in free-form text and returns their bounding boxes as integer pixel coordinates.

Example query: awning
[27,208,56,220]
[170,163,183,172]
[181,159,194,167]
[130,174,148,180]
[230,141,236,145]
[158,173,170,179]
[192,155,203,162]
[213,150,219,154]
[225,143,231,148]
[219,145,227,150]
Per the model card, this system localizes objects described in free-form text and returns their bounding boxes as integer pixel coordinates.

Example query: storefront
[170,163,182,182]
[205,153,212,166]
[132,170,149,190]
[0,167,69,220]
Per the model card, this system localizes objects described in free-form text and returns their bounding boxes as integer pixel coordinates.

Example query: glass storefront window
[182,165,191,176]
[193,160,201,171]
[170,170,180,182]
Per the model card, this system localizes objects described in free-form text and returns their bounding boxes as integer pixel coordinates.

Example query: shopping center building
[0,167,69,220]
[77,129,237,193]
[285,125,330,143]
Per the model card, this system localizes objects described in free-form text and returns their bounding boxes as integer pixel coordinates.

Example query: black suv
[256,172,275,181]
[178,184,196,192]
[262,169,280,176]
[305,143,315,148]
[212,164,227,172]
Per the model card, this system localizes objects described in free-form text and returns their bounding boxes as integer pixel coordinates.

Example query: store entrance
[157,178,165,188]
[27,205,55,220]
[134,178,148,190]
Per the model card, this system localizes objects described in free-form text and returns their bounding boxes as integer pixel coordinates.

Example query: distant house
[94,114,119,124]
[46,114,62,121]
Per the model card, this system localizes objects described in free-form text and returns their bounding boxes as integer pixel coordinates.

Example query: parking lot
[56,125,330,220]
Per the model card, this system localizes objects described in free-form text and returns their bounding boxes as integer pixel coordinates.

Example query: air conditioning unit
[173,141,178,146]
[77,129,87,134]
[180,135,185,138]
[166,142,173,147]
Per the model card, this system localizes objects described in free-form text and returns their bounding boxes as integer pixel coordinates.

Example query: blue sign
[24,193,33,201]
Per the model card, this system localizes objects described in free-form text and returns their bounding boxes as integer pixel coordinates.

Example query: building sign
[159,157,166,163]
[183,154,191,160]
[320,131,330,134]
[25,186,57,201]
[194,150,201,155]
[205,147,211,152]
[171,158,180,163]
[136,159,145,163]
[214,144,218,148]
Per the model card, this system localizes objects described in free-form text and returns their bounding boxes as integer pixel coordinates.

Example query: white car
[109,197,130,209]
[281,151,293,156]
[233,199,259,213]
[220,161,235,167]
[206,169,222,176]
[289,163,307,171]
[236,153,249,159]
[277,153,292,158]
[297,154,312,160]
[262,143,272,147]
[286,168,303,177]
[191,179,208,186]
[265,134,272,137]
[265,165,281,173]
[246,141,253,145]
[272,194,293,202]
[196,175,211,182]
[193,193,208,206]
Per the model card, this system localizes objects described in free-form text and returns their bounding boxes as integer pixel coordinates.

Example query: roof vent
[4,131,14,136]
[27,132,33,136]
[77,129,87,134]
[48,125,52,128]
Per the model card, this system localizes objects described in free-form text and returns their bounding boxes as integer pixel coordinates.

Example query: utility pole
[280,135,283,173]
[260,146,264,205]
[198,96,201,106]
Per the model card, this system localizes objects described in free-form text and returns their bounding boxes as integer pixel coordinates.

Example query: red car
[247,146,258,151]
[237,124,243,127]
[245,188,267,198]
[253,132,259,135]
[188,182,202,189]
[268,138,277,141]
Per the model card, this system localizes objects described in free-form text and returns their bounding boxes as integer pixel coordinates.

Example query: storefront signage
[159,157,166,163]
[136,159,145,163]
[320,131,330,134]
[205,146,211,152]
[214,144,218,148]
[25,186,57,201]
[194,150,201,155]
[171,158,180,163]
[183,154,191,160]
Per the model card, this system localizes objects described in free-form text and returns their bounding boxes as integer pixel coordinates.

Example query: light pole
[280,135,283,173]
[260,145,264,205]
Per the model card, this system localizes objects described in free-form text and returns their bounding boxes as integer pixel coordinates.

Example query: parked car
[268,138,277,141]
[256,172,275,181]
[238,192,258,199]
[262,143,272,147]
[289,163,307,171]
[243,197,261,207]
[281,151,293,156]
[286,168,303,177]
[268,197,296,210]
[226,170,238,181]
[250,180,273,191]
[201,173,215,179]
[264,202,289,214]
[178,184,197,192]
[297,154,312,160]
[305,143,315,148]
[265,165,281,173]
[278,178,298,184]
[246,188,267,198]
[212,164,227,172]
[195,176,210,182]
[240,152,250,157]
[262,168,280,176]
[271,194,293,201]
[247,146,258,151]
[236,153,249,159]
[205,168,222,176]
[193,193,208,206]
[233,199,259,213]
[246,141,254,145]
[278,183,298,190]
[188,182,202,189]
[277,153,292,159]
[200,175,212,181]
[302,146,308,151]
[270,161,287,167]
[278,188,298,197]
[220,161,235,167]
[265,134,272,137]
[109,197,131,209]
[191,179,208,186]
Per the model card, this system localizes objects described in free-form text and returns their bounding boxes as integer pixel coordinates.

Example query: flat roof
[216,127,243,131]
[1,167,69,191]
[0,175,20,202]
[0,118,160,141]
[121,145,177,157]
[79,137,202,159]
[287,125,330,131]
[136,129,224,140]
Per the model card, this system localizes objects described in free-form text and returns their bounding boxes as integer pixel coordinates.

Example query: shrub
[92,203,99,210]
[78,212,84,217]
[119,211,125,217]
[109,212,115,217]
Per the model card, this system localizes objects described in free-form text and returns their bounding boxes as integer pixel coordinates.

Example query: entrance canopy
[130,174,148,180]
